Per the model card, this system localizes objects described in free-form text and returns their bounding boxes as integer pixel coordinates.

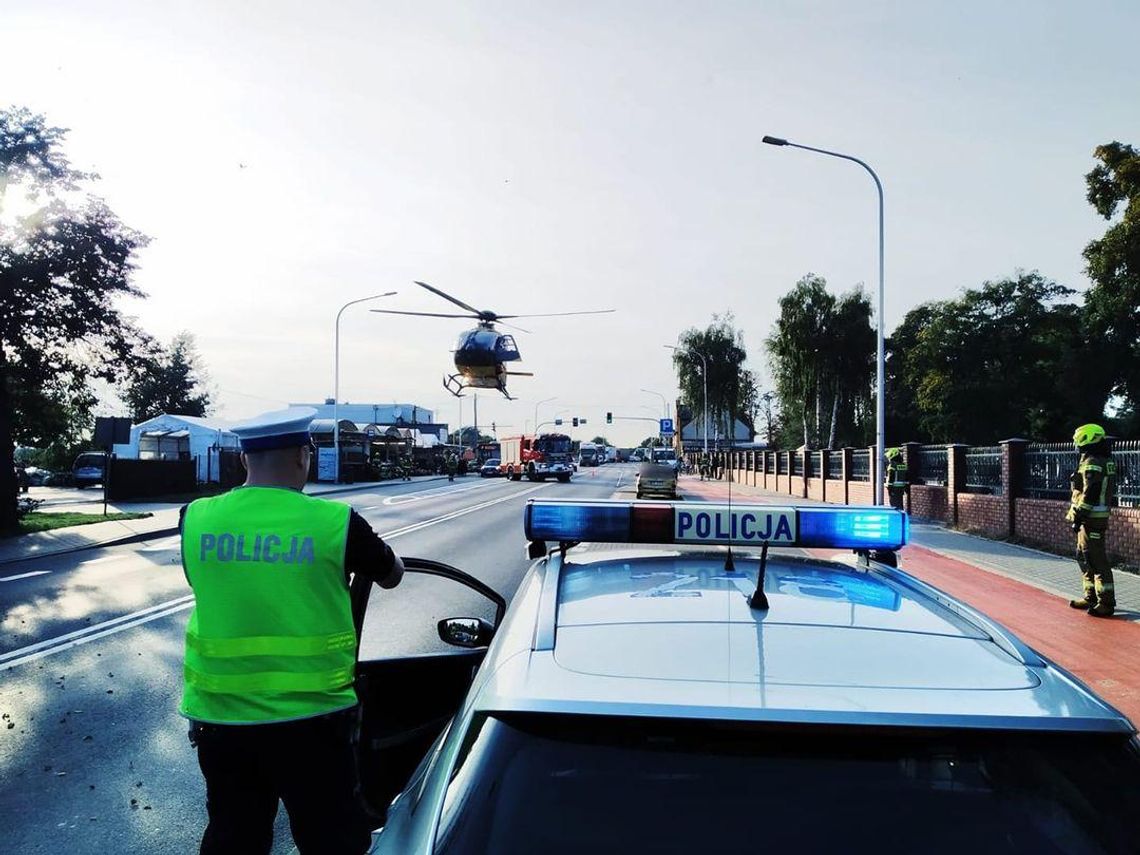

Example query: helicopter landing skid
[442,373,516,400]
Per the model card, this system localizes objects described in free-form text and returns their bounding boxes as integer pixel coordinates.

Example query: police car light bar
[524,500,908,551]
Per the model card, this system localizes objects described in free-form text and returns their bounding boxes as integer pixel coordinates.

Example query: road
[0,466,632,854]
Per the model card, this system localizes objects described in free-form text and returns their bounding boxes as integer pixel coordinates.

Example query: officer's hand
[380,553,405,589]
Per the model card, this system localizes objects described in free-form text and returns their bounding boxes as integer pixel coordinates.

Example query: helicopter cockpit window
[495,335,520,359]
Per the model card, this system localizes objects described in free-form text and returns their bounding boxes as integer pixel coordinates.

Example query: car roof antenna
[748,540,770,611]
[724,445,736,573]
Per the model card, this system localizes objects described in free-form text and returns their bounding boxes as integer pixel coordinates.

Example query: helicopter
[372,281,614,399]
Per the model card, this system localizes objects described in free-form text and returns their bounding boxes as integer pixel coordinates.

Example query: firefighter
[884,447,908,511]
[1066,423,1117,617]
[446,452,458,482]
[699,451,711,481]
[179,407,404,853]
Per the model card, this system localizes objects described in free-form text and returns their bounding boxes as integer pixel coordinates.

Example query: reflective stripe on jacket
[180,487,356,724]
[1069,454,1116,522]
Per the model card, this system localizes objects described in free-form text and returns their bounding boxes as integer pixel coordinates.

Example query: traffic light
[491,422,496,434]
[606,412,613,424]
[554,418,563,426]
[572,417,579,427]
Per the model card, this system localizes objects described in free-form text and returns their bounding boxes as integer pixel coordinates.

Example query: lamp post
[665,345,708,453]
[533,397,557,435]
[762,134,885,505]
[640,388,669,419]
[334,291,397,482]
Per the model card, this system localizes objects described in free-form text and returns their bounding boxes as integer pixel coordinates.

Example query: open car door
[349,558,507,822]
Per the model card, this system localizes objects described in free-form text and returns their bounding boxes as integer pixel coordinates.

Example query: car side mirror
[438,617,495,649]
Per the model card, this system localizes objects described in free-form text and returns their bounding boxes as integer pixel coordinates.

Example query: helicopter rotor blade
[495,309,616,319]
[496,319,532,334]
[369,309,478,319]
[414,281,484,316]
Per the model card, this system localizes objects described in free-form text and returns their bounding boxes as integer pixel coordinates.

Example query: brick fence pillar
[902,441,921,514]
[842,447,853,505]
[947,444,967,527]
[868,445,879,504]
[820,449,830,502]
[1001,438,1027,537]
[800,449,809,499]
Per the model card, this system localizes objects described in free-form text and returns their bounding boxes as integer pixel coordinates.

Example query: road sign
[659,418,674,437]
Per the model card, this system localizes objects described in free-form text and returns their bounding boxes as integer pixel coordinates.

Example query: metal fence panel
[964,446,1002,495]
[827,452,843,480]
[777,452,788,475]
[1022,443,1077,501]
[1115,441,1139,508]
[791,450,803,476]
[849,449,870,482]
[915,446,947,486]
[811,451,823,478]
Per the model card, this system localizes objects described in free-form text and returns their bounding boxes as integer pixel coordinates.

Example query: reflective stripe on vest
[179,487,356,724]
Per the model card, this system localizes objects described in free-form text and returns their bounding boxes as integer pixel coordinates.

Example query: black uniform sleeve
[344,510,397,586]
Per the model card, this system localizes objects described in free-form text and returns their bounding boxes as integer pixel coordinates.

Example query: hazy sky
[4,0,1138,445]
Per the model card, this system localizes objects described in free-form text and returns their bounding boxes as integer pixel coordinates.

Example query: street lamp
[664,345,708,453]
[640,388,669,419]
[762,134,885,505]
[334,291,397,482]
[533,397,557,434]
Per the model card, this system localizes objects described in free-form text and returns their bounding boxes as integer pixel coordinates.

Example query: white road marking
[1,482,551,670]
[0,595,196,669]
[0,570,51,582]
[373,480,503,508]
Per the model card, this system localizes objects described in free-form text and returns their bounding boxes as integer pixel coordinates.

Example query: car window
[435,714,1140,854]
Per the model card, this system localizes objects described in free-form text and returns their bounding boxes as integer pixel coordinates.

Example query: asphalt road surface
[0,466,633,854]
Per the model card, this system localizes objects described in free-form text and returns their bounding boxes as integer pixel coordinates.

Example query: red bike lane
[679,478,1140,725]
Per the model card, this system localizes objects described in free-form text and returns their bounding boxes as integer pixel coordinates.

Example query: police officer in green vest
[885,447,908,511]
[1066,423,1117,617]
[180,407,404,854]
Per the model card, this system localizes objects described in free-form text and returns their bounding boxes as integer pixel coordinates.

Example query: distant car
[72,452,107,488]
[650,447,681,474]
[636,461,678,499]
[22,466,53,486]
[480,458,502,477]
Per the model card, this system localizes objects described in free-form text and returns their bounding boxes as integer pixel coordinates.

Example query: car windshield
[652,449,676,461]
[74,454,104,468]
[436,714,1140,854]
[484,459,500,466]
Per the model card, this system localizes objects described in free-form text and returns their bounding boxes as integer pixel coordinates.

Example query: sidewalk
[0,475,449,566]
[680,474,1140,722]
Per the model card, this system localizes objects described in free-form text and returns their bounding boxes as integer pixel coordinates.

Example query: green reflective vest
[180,487,356,724]
[886,461,908,487]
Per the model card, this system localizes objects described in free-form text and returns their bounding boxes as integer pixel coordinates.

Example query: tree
[1,107,151,529]
[672,312,754,446]
[590,436,611,446]
[765,275,873,449]
[638,436,664,448]
[122,332,211,421]
[1083,141,1140,410]
[893,272,1098,443]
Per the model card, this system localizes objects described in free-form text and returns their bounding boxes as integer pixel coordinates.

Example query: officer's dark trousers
[192,708,372,855]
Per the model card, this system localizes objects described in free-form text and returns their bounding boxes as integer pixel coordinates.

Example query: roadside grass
[10,511,153,536]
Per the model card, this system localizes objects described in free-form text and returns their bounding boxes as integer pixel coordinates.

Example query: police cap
[231,406,317,452]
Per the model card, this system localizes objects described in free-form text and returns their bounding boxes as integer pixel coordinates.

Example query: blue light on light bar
[797,507,908,550]
[526,502,631,542]
[525,500,908,552]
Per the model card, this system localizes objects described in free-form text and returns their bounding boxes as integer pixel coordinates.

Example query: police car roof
[470,546,1133,734]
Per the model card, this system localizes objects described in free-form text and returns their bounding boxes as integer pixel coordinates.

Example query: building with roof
[112,414,240,483]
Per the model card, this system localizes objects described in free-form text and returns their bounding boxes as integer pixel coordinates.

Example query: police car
[353,500,1140,854]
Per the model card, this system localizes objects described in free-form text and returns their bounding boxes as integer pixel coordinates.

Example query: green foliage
[1,107,150,530]
[765,275,874,449]
[11,510,150,536]
[122,332,211,421]
[590,436,610,446]
[1083,142,1140,410]
[672,312,756,443]
[638,436,664,448]
[891,272,1099,443]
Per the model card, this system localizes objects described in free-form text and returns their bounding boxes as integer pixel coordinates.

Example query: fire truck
[499,433,574,482]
